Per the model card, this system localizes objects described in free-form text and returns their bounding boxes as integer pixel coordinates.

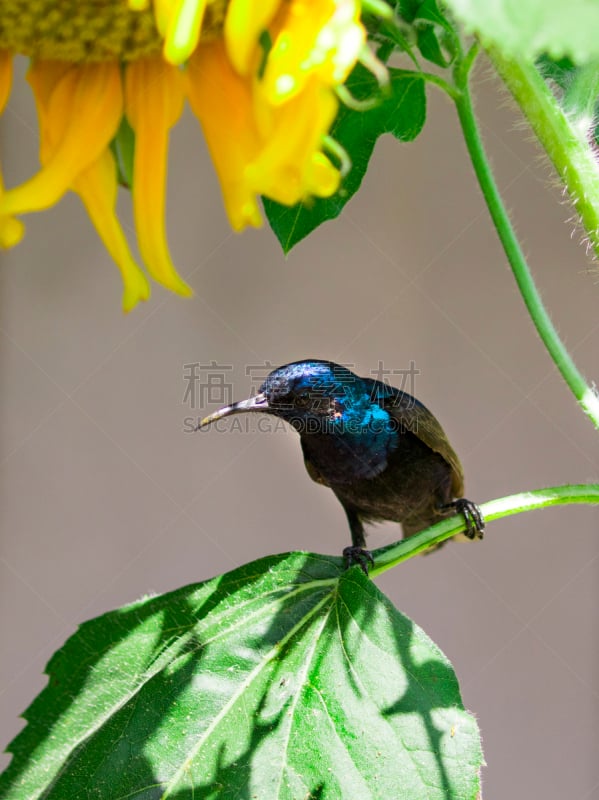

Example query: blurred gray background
[1,55,598,798]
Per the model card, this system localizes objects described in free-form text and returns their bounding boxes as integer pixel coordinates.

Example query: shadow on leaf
[0,551,481,800]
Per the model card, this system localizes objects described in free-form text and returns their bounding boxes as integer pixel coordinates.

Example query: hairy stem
[452,58,599,428]
[489,50,599,259]
[371,484,599,576]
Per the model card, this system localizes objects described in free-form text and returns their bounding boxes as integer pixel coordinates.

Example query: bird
[197,359,484,572]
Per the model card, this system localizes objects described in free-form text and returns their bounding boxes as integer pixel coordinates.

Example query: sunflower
[0,1,386,310]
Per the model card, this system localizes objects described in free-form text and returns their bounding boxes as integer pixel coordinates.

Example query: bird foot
[343,546,374,575]
[442,498,485,540]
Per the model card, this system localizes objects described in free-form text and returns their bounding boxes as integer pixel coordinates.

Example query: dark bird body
[199,360,483,569]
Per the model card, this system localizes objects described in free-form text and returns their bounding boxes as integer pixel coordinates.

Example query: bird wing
[363,379,465,497]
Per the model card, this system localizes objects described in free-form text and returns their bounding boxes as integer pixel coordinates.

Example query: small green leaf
[397,0,423,23]
[415,0,455,30]
[0,552,482,800]
[265,67,426,253]
[444,0,599,63]
[416,25,452,67]
[109,116,136,189]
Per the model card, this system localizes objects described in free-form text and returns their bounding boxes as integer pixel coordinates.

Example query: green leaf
[0,552,482,800]
[265,67,426,253]
[443,0,599,63]
[536,54,577,91]
[536,54,599,148]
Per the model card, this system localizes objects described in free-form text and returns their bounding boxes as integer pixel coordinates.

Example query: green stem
[489,49,599,259]
[420,71,459,100]
[452,59,599,429]
[371,484,599,576]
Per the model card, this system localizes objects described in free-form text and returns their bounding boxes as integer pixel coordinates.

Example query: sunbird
[198,360,484,571]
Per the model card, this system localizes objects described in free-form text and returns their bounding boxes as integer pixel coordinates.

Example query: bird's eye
[295,392,311,408]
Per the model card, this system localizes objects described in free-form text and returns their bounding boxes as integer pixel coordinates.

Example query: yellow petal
[0,50,13,113]
[248,78,340,204]
[262,0,364,104]
[313,0,365,84]
[224,0,281,76]
[74,150,151,312]
[0,50,24,247]
[305,151,341,197]
[0,216,25,248]
[27,61,74,162]
[1,62,122,216]
[153,0,177,36]
[125,56,192,296]
[187,41,263,231]
[163,0,208,65]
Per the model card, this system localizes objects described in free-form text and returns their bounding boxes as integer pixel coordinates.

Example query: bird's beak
[196,392,269,429]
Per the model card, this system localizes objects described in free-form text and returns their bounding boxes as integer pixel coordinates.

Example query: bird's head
[197,360,370,434]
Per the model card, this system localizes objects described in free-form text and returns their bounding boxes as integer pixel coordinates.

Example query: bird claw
[442,498,485,540]
[342,546,374,575]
